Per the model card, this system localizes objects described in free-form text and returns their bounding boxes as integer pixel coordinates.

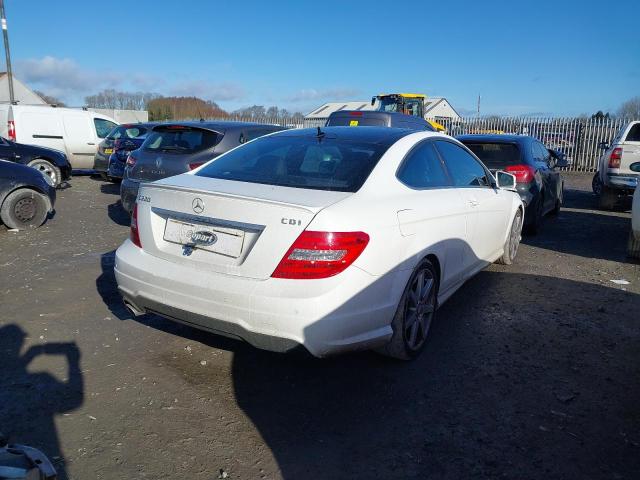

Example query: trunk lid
[136,174,351,280]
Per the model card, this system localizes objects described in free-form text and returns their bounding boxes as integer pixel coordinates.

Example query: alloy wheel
[31,161,57,187]
[404,268,436,352]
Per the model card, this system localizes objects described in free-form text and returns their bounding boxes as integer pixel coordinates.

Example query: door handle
[87,142,95,145]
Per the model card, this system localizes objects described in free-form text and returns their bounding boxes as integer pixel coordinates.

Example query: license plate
[104,148,113,154]
[163,218,244,258]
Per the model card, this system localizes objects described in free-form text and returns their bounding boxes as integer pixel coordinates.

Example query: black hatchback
[458,134,567,233]
[120,121,286,213]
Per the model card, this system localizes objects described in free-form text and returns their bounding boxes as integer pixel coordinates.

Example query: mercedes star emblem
[192,197,205,214]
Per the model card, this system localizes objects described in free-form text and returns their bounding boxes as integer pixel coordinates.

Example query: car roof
[152,121,283,133]
[270,126,419,145]
[327,110,434,130]
[457,134,534,144]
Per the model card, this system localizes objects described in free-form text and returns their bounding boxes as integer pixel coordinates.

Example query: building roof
[306,101,374,119]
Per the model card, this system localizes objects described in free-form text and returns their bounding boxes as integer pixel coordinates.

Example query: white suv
[595,121,640,209]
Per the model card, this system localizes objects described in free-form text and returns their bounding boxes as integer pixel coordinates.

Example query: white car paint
[4,105,118,169]
[115,130,523,357]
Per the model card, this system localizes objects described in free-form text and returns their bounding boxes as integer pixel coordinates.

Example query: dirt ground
[1,173,639,480]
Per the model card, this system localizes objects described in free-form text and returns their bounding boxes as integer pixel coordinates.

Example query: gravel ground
[1,173,639,480]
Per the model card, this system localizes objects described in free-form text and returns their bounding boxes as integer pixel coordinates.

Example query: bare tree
[34,90,66,107]
[618,96,640,119]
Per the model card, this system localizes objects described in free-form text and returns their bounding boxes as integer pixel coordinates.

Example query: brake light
[349,111,363,116]
[7,120,15,141]
[130,203,142,248]
[608,147,623,168]
[189,161,205,170]
[504,164,536,183]
[272,231,369,279]
[126,154,137,167]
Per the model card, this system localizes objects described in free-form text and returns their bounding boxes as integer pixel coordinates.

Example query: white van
[0,105,118,169]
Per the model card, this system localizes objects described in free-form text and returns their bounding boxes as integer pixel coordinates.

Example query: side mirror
[549,149,569,168]
[630,162,640,173]
[495,170,517,191]
[598,141,610,150]
[371,97,376,106]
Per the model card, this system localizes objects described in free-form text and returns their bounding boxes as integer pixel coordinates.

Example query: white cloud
[168,80,245,101]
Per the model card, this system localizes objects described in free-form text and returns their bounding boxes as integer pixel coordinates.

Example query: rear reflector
[130,203,142,248]
[7,120,15,142]
[189,161,205,170]
[272,231,369,279]
[608,147,622,168]
[504,164,536,183]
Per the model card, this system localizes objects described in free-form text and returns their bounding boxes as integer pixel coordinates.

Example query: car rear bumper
[605,173,638,191]
[120,179,140,213]
[114,239,398,357]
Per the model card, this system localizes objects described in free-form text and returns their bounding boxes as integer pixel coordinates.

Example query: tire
[628,230,640,260]
[497,209,523,265]
[27,159,61,188]
[598,185,618,210]
[0,189,49,230]
[525,194,544,235]
[592,173,602,196]
[378,258,439,360]
[99,172,109,181]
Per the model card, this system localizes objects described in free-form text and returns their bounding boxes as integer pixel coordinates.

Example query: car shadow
[107,200,130,227]
[100,261,640,478]
[0,325,84,480]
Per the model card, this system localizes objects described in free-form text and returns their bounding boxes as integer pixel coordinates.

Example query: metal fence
[200,115,638,172]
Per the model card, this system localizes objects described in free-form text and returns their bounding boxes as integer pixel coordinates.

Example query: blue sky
[4,0,639,116]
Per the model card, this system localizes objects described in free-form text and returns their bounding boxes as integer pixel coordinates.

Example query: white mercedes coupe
[115,127,523,359]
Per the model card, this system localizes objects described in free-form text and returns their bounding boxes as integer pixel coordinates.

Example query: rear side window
[144,127,218,154]
[327,116,387,127]
[435,140,490,187]
[196,135,389,192]
[397,141,450,188]
[463,142,522,169]
[94,118,117,138]
[626,123,640,142]
[108,126,148,140]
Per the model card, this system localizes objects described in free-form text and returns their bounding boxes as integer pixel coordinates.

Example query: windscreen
[196,135,389,192]
[463,142,522,169]
[108,126,148,140]
[144,127,218,154]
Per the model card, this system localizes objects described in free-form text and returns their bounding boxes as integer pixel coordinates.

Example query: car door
[434,139,511,271]
[537,142,561,211]
[62,112,96,169]
[395,139,467,293]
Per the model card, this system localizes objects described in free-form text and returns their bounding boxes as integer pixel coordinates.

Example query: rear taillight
[189,161,205,170]
[126,154,137,167]
[505,164,536,183]
[608,147,623,168]
[271,231,369,279]
[7,120,16,141]
[130,203,142,248]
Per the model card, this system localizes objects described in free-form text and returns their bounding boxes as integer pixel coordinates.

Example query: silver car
[120,122,286,213]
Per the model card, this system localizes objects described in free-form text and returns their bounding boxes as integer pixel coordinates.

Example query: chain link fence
[200,115,638,172]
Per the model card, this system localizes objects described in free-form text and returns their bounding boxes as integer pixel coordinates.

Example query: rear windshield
[143,127,218,154]
[196,135,389,192]
[108,125,148,140]
[462,142,522,169]
[327,117,387,127]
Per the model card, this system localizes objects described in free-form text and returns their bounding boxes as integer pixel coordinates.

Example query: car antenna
[316,126,325,139]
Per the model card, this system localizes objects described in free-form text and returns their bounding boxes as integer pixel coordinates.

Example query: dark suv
[458,134,567,233]
[120,122,286,213]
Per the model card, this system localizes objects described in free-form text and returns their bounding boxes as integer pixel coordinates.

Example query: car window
[435,140,490,187]
[108,126,148,140]
[536,143,550,162]
[625,123,640,142]
[144,127,219,154]
[531,142,545,162]
[196,135,389,192]
[397,141,450,188]
[241,128,276,144]
[94,119,118,139]
[463,142,522,169]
